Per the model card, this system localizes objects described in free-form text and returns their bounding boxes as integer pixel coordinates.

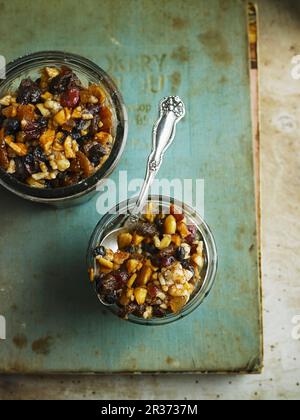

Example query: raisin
[151,255,162,268]
[0,147,9,170]
[126,303,138,314]
[23,118,47,141]
[115,271,129,286]
[96,274,118,304]
[3,118,20,134]
[93,246,106,257]
[49,67,80,94]
[14,157,30,181]
[158,244,176,258]
[186,225,197,242]
[49,172,67,188]
[88,143,107,166]
[60,172,81,187]
[77,151,94,177]
[16,78,41,104]
[152,306,167,318]
[86,104,101,115]
[136,222,159,237]
[75,119,88,132]
[60,87,80,108]
[155,217,165,234]
[0,106,5,127]
[181,261,195,278]
[148,284,159,298]
[142,243,157,255]
[124,245,137,254]
[104,291,118,305]
[175,247,186,262]
[69,158,81,174]
[24,153,39,174]
[133,305,146,317]
[33,146,47,162]
[160,256,176,267]
[89,114,101,135]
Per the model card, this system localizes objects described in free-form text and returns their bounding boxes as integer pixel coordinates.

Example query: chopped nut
[95,132,113,145]
[41,91,53,101]
[26,177,45,188]
[45,171,58,180]
[72,140,79,153]
[39,162,48,173]
[113,251,130,265]
[143,306,153,319]
[169,285,186,297]
[170,296,186,313]
[39,129,56,154]
[54,108,71,126]
[156,291,166,301]
[88,84,106,103]
[49,158,58,170]
[71,106,82,119]
[64,135,76,159]
[6,159,16,174]
[45,66,60,78]
[81,112,94,120]
[56,155,71,172]
[0,95,12,106]
[4,136,28,156]
[36,103,51,117]
[192,254,204,269]
[44,100,62,114]
[197,242,204,255]
[2,105,17,118]
[32,172,49,181]
[181,243,191,259]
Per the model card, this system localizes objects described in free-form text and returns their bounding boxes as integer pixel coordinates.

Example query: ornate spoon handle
[131,96,186,217]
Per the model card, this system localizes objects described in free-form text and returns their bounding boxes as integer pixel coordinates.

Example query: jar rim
[87,195,218,326]
[0,51,128,203]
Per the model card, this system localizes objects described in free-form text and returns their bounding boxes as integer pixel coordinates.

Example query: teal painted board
[0,0,262,373]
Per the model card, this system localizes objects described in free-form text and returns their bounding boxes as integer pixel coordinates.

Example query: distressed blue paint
[0,0,262,373]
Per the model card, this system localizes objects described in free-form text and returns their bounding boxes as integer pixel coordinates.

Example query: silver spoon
[101,96,186,253]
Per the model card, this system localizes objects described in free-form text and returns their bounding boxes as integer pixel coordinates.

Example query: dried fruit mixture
[0,66,114,188]
[90,204,206,320]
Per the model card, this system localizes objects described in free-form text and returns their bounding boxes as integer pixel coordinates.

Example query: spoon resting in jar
[101,96,186,253]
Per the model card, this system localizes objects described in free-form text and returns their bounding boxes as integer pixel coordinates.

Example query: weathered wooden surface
[0,0,261,375]
[1,0,299,399]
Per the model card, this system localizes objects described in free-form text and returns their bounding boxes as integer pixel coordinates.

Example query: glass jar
[87,196,218,326]
[0,51,128,207]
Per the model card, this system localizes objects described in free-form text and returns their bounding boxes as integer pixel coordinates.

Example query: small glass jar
[87,196,218,326]
[0,51,128,207]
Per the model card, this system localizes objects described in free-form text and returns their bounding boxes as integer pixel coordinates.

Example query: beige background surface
[0,0,299,400]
